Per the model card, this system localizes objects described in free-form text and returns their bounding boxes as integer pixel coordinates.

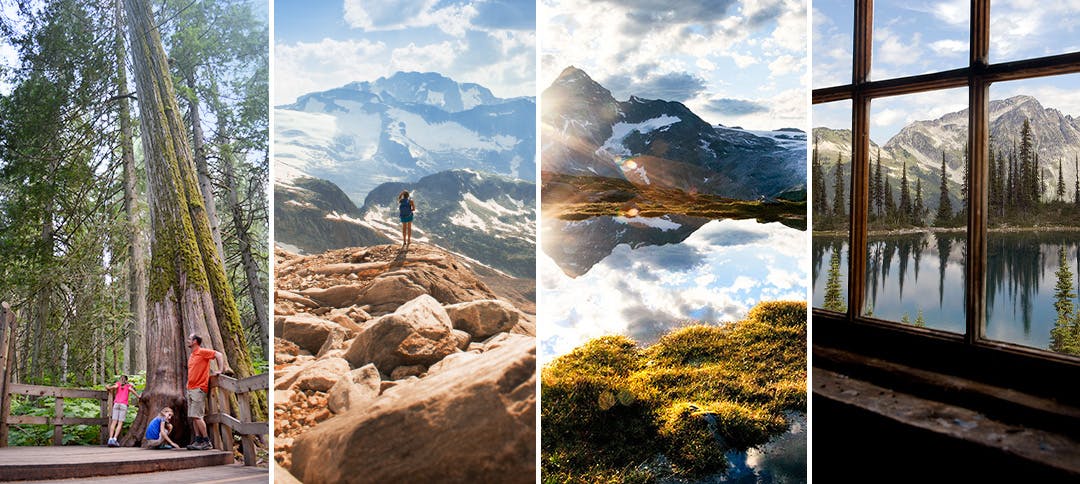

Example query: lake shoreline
[813,225,1080,237]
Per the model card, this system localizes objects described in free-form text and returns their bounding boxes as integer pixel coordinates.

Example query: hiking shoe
[107,439,118,447]
[192,440,213,450]
[159,444,174,450]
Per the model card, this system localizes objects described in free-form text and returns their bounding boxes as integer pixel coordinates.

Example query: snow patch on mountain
[599,115,682,156]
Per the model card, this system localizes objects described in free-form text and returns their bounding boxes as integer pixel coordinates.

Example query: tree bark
[120,0,264,443]
[185,71,227,263]
[115,0,146,375]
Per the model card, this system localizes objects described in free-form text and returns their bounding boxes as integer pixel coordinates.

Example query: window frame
[812,0,1080,370]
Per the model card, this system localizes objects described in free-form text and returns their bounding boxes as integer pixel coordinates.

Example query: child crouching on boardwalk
[142,407,179,450]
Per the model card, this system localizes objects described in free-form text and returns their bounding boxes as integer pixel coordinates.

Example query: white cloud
[274,38,388,104]
[390,41,459,73]
[876,28,921,67]
[769,54,801,77]
[930,0,968,26]
[731,52,759,68]
[873,108,905,128]
[342,0,477,37]
[541,0,804,129]
[929,39,967,57]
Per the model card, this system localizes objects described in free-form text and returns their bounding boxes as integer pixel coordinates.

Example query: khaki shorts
[186,388,207,418]
[111,403,128,421]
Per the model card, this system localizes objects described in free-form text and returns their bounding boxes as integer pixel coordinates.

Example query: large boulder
[291,337,536,483]
[291,357,351,392]
[299,284,364,309]
[276,315,337,354]
[444,300,520,339]
[355,274,428,313]
[343,295,458,371]
[327,364,381,414]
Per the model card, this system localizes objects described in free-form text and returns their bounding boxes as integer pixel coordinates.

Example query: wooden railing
[0,302,267,462]
[0,303,111,446]
[206,373,268,466]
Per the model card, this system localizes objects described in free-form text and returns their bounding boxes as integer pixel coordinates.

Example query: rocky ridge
[542,66,806,200]
[273,243,535,482]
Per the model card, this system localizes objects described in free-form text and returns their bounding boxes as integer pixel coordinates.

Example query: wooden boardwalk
[0,446,235,481]
[28,463,268,483]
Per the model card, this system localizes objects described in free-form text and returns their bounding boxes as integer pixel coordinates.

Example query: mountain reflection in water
[812,231,1080,352]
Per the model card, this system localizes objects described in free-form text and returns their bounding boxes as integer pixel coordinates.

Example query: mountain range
[275,71,535,203]
[814,95,1080,213]
[276,170,535,279]
[541,66,806,200]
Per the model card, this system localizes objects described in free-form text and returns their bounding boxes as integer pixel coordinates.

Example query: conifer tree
[832,153,846,220]
[1057,159,1066,202]
[1051,246,1078,355]
[873,147,884,218]
[913,178,925,225]
[884,178,896,219]
[899,160,912,223]
[936,151,953,226]
[811,136,828,218]
[824,249,844,313]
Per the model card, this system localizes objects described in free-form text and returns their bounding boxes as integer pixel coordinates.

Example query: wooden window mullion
[848,0,873,318]
[966,0,990,344]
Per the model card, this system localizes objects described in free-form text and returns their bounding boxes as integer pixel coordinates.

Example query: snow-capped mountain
[275,72,535,203]
[814,95,1080,212]
[275,170,535,279]
[542,66,806,200]
[275,177,393,254]
[356,170,536,279]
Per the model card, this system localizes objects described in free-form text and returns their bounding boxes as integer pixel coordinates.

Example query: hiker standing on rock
[186,333,230,450]
[399,190,416,247]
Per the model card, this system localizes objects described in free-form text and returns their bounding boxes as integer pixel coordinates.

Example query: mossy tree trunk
[114,0,146,376]
[120,0,263,444]
[184,70,227,262]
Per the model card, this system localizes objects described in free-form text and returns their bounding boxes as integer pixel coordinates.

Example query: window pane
[813,0,853,89]
[991,2,1080,64]
[986,76,1080,358]
[862,89,967,333]
[872,1,968,81]
[812,101,851,312]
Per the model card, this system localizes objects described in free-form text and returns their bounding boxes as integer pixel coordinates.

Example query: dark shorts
[400,214,414,223]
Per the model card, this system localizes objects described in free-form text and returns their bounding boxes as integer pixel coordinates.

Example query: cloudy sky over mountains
[540,0,807,131]
[813,0,1080,140]
[274,0,535,104]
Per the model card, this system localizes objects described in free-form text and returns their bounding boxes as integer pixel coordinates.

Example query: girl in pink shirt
[107,375,140,447]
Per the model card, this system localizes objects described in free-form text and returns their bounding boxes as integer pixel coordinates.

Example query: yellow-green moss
[541,301,807,482]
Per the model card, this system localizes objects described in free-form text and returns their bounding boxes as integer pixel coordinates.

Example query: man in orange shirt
[186,333,230,450]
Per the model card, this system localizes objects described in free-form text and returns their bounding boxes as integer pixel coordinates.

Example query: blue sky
[274,0,536,104]
[540,0,807,131]
[813,0,1080,142]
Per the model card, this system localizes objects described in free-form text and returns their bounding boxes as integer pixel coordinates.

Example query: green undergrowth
[541,301,806,483]
[6,373,145,446]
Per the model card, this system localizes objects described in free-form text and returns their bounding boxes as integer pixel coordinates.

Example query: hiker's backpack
[399,198,413,218]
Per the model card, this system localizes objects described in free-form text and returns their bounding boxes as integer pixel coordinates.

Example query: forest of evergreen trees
[0,0,268,441]
[812,118,1080,231]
